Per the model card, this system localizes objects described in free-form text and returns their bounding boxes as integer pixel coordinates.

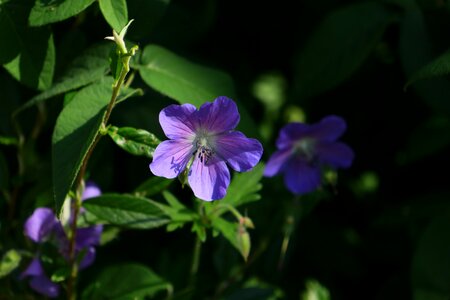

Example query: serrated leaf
[212,217,250,261]
[0,250,21,278]
[138,44,236,107]
[0,1,55,90]
[99,0,128,33]
[294,2,394,100]
[52,79,113,215]
[28,0,96,26]
[107,126,160,158]
[82,194,170,229]
[18,42,111,112]
[134,177,173,197]
[82,263,172,300]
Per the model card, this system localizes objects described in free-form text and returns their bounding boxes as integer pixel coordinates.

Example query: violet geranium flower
[150,96,263,201]
[264,116,354,195]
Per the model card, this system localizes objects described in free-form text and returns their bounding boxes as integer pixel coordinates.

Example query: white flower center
[293,138,316,162]
[194,134,216,165]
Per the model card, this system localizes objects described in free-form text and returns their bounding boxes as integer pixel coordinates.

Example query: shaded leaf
[107,126,160,158]
[134,177,173,197]
[0,151,8,189]
[82,263,172,300]
[28,0,96,26]
[0,250,21,278]
[212,217,250,261]
[18,42,111,112]
[83,194,170,229]
[0,1,55,90]
[99,0,128,33]
[294,2,394,100]
[52,79,112,215]
[406,50,450,87]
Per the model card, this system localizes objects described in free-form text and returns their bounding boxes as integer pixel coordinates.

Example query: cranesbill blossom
[22,182,103,297]
[264,116,354,195]
[150,96,263,201]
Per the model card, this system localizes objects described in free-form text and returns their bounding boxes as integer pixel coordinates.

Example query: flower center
[293,138,316,162]
[194,135,215,164]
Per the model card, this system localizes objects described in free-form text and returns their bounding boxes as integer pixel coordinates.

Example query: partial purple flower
[264,116,354,195]
[24,208,59,243]
[82,181,102,200]
[21,258,60,298]
[150,96,263,201]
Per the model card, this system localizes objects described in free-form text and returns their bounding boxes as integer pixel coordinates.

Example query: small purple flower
[264,116,354,194]
[24,208,59,243]
[150,96,263,201]
[82,181,102,200]
[21,258,60,298]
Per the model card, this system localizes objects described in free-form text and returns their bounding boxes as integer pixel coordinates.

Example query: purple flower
[150,96,263,201]
[82,181,102,200]
[264,116,354,194]
[24,208,60,243]
[21,258,60,298]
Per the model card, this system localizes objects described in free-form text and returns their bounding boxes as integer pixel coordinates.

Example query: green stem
[189,235,202,282]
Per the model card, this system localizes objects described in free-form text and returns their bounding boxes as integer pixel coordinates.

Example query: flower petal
[24,208,58,243]
[315,142,354,168]
[76,225,103,248]
[264,148,292,177]
[159,103,197,139]
[21,258,44,278]
[29,275,60,298]
[82,181,101,200]
[276,123,311,149]
[215,131,263,172]
[79,247,96,270]
[310,115,347,142]
[188,157,230,201]
[150,140,194,179]
[284,158,322,195]
[197,96,240,133]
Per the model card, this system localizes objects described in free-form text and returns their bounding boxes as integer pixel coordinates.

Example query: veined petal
[29,275,60,298]
[159,103,197,139]
[79,247,96,270]
[284,158,321,195]
[21,258,44,278]
[276,123,311,149]
[215,131,263,172]
[82,181,101,200]
[76,225,103,248]
[188,157,230,201]
[150,140,194,179]
[310,115,347,142]
[24,208,58,243]
[264,148,292,177]
[316,142,354,168]
[197,96,240,133]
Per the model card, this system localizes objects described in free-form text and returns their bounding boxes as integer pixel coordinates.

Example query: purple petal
[196,96,240,133]
[29,275,60,298]
[310,115,347,142]
[316,142,354,168]
[188,157,230,201]
[24,208,58,243]
[276,123,311,149]
[79,247,96,270]
[76,225,103,248]
[215,131,263,172]
[264,148,292,177]
[150,140,194,179]
[284,158,322,195]
[159,103,197,139]
[21,258,44,278]
[82,181,102,201]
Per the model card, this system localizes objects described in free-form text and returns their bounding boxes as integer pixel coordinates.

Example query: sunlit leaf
[0,250,21,278]
[28,0,96,26]
[99,0,128,33]
[107,126,160,158]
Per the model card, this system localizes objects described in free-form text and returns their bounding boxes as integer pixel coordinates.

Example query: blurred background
[2,0,450,299]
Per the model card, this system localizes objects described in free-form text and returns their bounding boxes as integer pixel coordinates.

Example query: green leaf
[412,207,450,299]
[212,217,250,261]
[293,2,394,100]
[29,0,96,26]
[134,177,173,197]
[82,194,170,229]
[18,42,111,112]
[0,1,55,90]
[0,250,21,278]
[52,79,112,215]
[99,0,128,33]
[406,50,450,87]
[107,126,160,158]
[159,191,197,227]
[138,44,236,107]
[0,136,18,146]
[82,263,172,300]
[301,280,331,300]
